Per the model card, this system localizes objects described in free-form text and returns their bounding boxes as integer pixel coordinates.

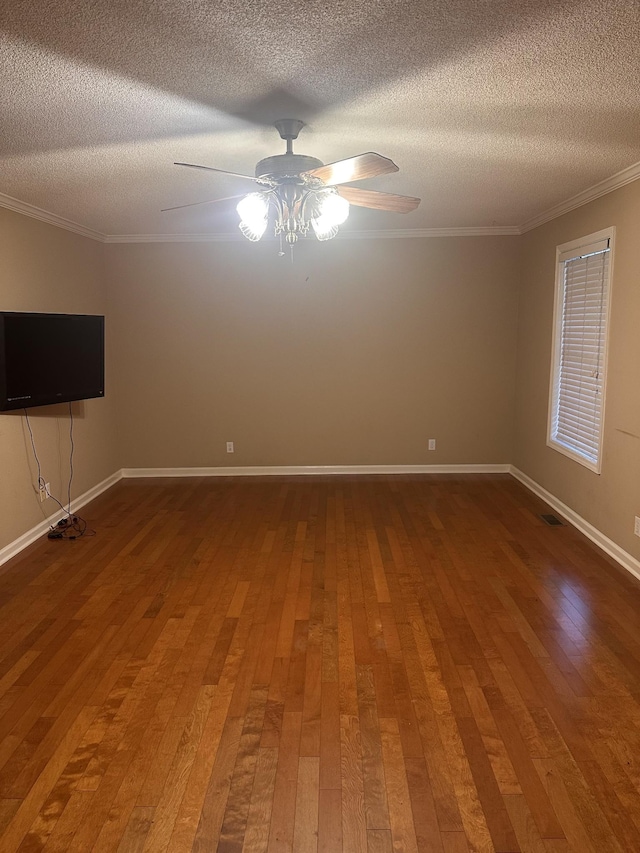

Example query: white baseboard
[509,466,640,584]
[0,469,123,570]
[121,463,511,478]
[5,464,638,586]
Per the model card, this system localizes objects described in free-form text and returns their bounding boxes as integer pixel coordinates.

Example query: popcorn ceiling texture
[1,0,640,236]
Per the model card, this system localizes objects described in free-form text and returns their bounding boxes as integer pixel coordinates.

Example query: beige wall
[3,190,638,566]
[0,209,118,554]
[514,180,640,560]
[107,236,520,468]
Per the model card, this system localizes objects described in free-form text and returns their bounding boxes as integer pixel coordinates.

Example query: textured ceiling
[1,0,640,238]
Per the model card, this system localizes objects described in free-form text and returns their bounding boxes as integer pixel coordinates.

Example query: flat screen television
[0,312,105,411]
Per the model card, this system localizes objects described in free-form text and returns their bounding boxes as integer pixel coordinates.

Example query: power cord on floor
[47,514,93,540]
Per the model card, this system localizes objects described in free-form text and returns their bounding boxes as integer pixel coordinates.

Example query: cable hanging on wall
[24,403,95,540]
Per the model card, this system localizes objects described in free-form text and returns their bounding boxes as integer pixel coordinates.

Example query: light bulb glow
[237,193,269,241]
[311,218,339,241]
[318,192,349,225]
[239,219,267,241]
[310,192,349,241]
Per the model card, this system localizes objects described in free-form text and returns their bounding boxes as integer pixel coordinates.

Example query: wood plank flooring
[1,474,640,851]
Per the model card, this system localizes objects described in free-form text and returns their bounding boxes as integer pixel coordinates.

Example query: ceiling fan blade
[303,152,398,186]
[174,162,257,181]
[161,194,245,212]
[336,186,420,213]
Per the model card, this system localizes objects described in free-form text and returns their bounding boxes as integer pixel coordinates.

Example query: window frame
[547,227,615,474]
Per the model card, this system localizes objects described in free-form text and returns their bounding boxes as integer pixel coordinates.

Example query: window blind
[550,240,610,467]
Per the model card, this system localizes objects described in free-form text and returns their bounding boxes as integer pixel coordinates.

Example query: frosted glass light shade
[310,192,349,240]
[237,193,269,241]
[318,192,349,225]
[311,219,339,241]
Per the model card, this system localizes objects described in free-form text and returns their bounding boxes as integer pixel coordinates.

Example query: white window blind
[549,232,612,472]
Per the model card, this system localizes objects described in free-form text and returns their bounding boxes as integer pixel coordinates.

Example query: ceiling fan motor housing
[255,153,324,183]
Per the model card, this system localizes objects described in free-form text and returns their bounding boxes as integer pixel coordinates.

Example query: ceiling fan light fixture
[237,192,269,241]
[311,219,340,241]
[239,219,268,241]
[318,192,350,225]
[172,121,418,250]
[310,191,350,241]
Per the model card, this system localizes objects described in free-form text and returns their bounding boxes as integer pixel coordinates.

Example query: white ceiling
[2,0,640,239]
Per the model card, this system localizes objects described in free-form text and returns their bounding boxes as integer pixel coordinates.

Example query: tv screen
[0,312,105,411]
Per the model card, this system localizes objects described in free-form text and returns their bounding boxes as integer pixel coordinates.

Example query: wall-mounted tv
[0,312,105,411]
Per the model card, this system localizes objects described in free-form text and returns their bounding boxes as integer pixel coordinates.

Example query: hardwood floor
[1,474,640,852]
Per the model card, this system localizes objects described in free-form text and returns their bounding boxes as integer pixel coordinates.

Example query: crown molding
[520,159,640,233]
[4,156,640,243]
[104,225,521,243]
[0,191,106,242]
[338,226,522,239]
[103,232,244,243]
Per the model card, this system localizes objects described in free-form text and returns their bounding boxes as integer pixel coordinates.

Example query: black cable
[24,409,46,493]
[68,401,74,515]
[48,513,95,539]
[23,406,96,540]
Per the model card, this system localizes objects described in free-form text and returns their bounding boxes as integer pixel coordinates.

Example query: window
[548,228,614,473]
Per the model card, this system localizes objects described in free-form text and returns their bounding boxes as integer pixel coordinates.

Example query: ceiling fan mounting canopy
[274,118,305,142]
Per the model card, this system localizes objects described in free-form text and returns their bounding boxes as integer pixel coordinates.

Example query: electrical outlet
[428,439,436,451]
[635,516,640,537]
[226,441,234,453]
[39,482,50,502]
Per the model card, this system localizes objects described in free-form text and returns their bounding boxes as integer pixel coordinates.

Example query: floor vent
[541,513,564,526]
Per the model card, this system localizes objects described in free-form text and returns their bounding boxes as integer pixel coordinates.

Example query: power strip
[48,517,79,540]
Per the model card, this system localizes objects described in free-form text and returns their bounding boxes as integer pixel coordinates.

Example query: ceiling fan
[165,119,420,246]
